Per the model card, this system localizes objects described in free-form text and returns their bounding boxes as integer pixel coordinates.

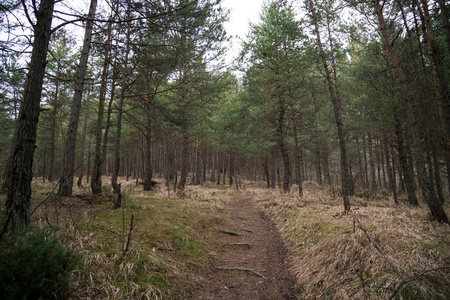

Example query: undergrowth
[0,177,228,299]
[63,195,219,299]
[251,181,450,300]
[1,178,448,299]
[0,229,81,299]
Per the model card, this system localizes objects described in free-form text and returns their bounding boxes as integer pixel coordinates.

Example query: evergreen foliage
[0,230,81,299]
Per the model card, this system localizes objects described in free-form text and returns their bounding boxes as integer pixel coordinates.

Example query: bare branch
[21,0,35,27]
[389,267,450,300]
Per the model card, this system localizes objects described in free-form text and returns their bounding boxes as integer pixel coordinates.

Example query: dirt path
[191,195,299,300]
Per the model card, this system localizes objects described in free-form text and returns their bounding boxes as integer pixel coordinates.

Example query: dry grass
[250,181,450,299]
[10,176,237,300]
[2,177,449,299]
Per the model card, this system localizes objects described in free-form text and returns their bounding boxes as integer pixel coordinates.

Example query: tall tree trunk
[356,135,364,188]
[383,130,398,203]
[394,112,418,205]
[235,162,239,190]
[312,91,322,185]
[362,134,369,187]
[309,0,350,212]
[375,137,382,189]
[42,142,47,182]
[91,9,115,196]
[3,0,55,235]
[277,93,290,192]
[170,132,176,181]
[211,149,216,183]
[417,0,450,198]
[374,0,448,222]
[399,0,447,200]
[59,0,97,196]
[292,108,303,196]
[87,134,91,183]
[380,136,387,189]
[431,145,444,204]
[323,142,331,186]
[178,127,189,191]
[216,153,221,185]
[48,82,59,182]
[202,148,206,184]
[419,0,450,143]
[229,150,234,187]
[436,0,450,55]
[101,67,117,175]
[77,88,91,187]
[263,156,270,188]
[143,108,153,191]
[277,167,282,190]
[222,155,227,185]
[196,140,202,185]
[346,126,355,195]
[270,147,276,189]
[111,6,131,208]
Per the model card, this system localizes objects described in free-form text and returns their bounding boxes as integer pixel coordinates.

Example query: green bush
[0,230,81,300]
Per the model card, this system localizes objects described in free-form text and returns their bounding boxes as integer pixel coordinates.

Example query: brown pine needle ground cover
[248,181,450,300]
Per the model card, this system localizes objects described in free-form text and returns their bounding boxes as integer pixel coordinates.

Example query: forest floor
[0,178,449,299]
[191,194,299,300]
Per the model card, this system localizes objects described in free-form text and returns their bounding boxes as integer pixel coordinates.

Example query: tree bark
[309,0,350,212]
[216,153,221,185]
[292,108,302,196]
[77,88,91,187]
[374,0,448,222]
[211,149,216,183]
[375,136,381,189]
[312,91,322,185]
[362,134,369,187]
[196,141,202,185]
[419,0,450,144]
[436,0,450,55]
[59,0,97,196]
[277,93,290,192]
[229,150,234,187]
[431,143,445,203]
[3,0,55,234]
[48,82,59,182]
[270,147,276,189]
[262,156,270,188]
[143,107,153,191]
[383,130,397,203]
[356,135,364,188]
[417,0,450,198]
[87,134,91,183]
[111,5,131,208]
[178,127,189,191]
[91,10,115,196]
[394,112,418,206]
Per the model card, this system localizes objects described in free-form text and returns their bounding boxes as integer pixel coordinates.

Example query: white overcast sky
[221,0,266,65]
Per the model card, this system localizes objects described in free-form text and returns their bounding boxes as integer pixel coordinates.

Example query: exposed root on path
[230,242,252,248]
[192,191,299,299]
[218,229,244,236]
[214,266,268,280]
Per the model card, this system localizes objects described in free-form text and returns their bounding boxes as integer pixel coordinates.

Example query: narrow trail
[192,195,299,300]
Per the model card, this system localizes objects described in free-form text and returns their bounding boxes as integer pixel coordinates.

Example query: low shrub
[0,229,81,300]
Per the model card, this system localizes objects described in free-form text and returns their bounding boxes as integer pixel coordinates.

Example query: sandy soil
[190,195,300,300]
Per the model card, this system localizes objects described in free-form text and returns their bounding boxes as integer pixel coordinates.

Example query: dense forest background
[0,1,449,299]
[1,0,450,231]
